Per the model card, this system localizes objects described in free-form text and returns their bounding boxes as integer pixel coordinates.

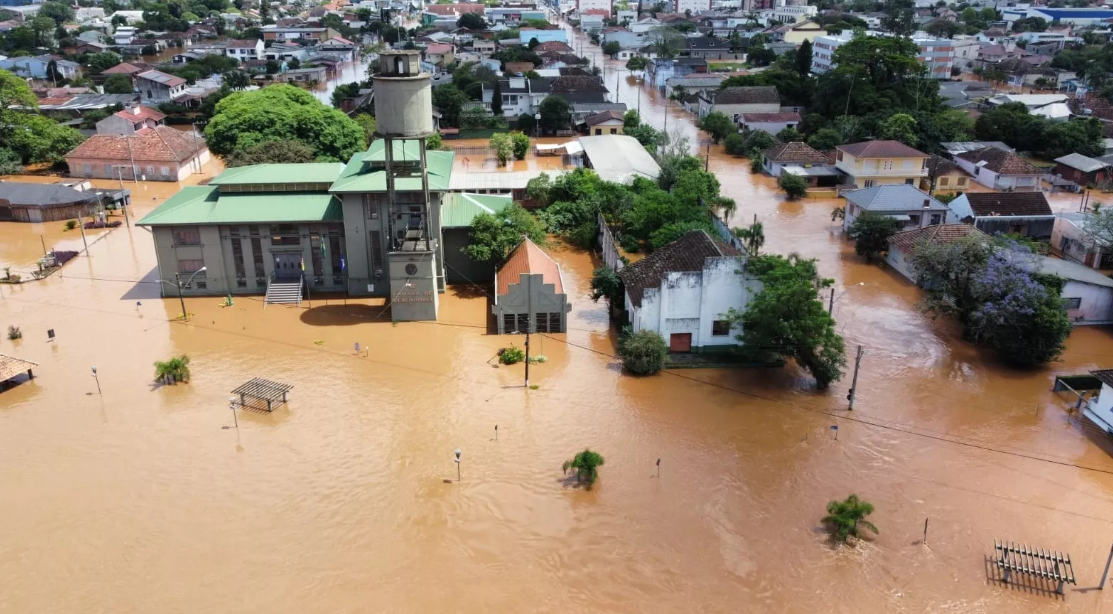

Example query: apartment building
[812,31,955,79]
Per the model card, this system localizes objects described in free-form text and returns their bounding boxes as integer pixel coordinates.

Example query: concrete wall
[885,244,916,282]
[1063,280,1113,324]
[492,272,570,333]
[443,227,491,283]
[67,150,209,182]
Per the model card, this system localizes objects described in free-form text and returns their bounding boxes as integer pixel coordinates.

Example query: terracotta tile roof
[533,41,574,53]
[741,112,801,123]
[226,39,260,48]
[715,85,779,105]
[956,147,1042,175]
[585,110,624,125]
[426,43,453,54]
[0,353,37,383]
[618,230,742,308]
[887,223,985,253]
[114,105,165,123]
[763,141,829,164]
[926,154,959,176]
[426,3,484,14]
[837,140,928,159]
[137,70,186,88]
[496,238,564,296]
[551,75,608,94]
[963,192,1053,217]
[65,125,207,164]
[101,62,145,75]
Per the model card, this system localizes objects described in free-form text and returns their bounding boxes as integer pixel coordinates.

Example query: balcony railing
[837,163,928,177]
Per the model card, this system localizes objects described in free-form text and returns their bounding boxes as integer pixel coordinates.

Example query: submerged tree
[822,494,878,543]
[562,449,605,487]
[153,355,191,384]
[617,328,668,375]
[847,211,902,262]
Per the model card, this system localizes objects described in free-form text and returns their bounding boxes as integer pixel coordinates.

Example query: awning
[888,214,912,221]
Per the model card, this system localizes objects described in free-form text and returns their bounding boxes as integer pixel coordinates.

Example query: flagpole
[301,257,312,308]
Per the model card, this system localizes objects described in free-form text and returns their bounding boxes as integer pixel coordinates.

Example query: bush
[779,173,807,200]
[65,220,77,230]
[568,221,597,249]
[724,133,747,156]
[510,131,530,159]
[7,325,21,340]
[619,233,640,253]
[617,328,668,375]
[153,355,191,384]
[499,346,525,365]
[750,154,764,173]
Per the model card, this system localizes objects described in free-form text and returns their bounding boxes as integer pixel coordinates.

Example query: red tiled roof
[496,238,564,296]
[583,9,609,15]
[956,147,1042,175]
[533,41,574,52]
[426,43,453,54]
[887,224,986,253]
[763,141,829,164]
[226,39,260,48]
[101,62,145,75]
[741,112,801,123]
[114,105,166,123]
[586,110,624,125]
[65,125,207,164]
[837,140,927,159]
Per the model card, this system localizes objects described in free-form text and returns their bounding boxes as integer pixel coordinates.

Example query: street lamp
[91,366,101,394]
[222,396,239,430]
[454,448,462,481]
[158,267,207,321]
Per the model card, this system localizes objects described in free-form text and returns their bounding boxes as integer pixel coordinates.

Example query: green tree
[538,95,571,133]
[723,254,846,388]
[0,69,36,110]
[779,173,807,200]
[623,109,641,130]
[699,111,736,144]
[226,139,317,166]
[426,132,443,151]
[733,219,764,257]
[626,55,647,72]
[617,329,668,375]
[626,123,663,151]
[205,85,365,162]
[38,1,74,25]
[879,113,918,147]
[647,26,684,58]
[490,132,513,165]
[562,449,605,487]
[795,38,813,76]
[909,234,992,320]
[86,52,122,75]
[724,133,747,156]
[431,84,468,127]
[510,131,530,160]
[491,79,503,115]
[464,204,546,263]
[847,211,901,262]
[223,69,250,90]
[31,16,55,47]
[4,112,84,164]
[457,12,486,29]
[823,495,879,543]
[103,74,134,94]
[517,112,536,134]
[602,40,621,58]
[589,266,623,307]
[0,148,23,175]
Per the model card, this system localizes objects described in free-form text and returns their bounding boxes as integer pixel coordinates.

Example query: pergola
[994,539,1077,595]
[231,377,293,412]
[0,353,37,389]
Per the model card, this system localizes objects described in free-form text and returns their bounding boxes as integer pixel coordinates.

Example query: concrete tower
[373,50,442,322]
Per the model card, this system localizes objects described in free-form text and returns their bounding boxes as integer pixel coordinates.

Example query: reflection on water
[0,26,1112,614]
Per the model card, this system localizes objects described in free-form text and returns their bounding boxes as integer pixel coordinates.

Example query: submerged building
[139,50,462,321]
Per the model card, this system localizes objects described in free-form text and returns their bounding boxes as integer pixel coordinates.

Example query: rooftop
[441,192,511,228]
[741,112,801,123]
[136,69,187,88]
[837,140,928,159]
[962,192,1053,217]
[1055,153,1109,173]
[585,110,624,126]
[763,141,829,164]
[714,86,779,105]
[113,105,165,123]
[887,223,986,253]
[137,186,342,226]
[209,163,345,186]
[957,147,1042,175]
[618,230,742,308]
[579,135,660,180]
[226,39,260,48]
[0,353,37,384]
[1036,254,1113,288]
[843,185,948,212]
[0,182,98,207]
[65,126,206,164]
[496,237,564,296]
[331,140,454,193]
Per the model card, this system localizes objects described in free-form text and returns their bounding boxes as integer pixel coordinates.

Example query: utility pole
[848,345,864,410]
[77,208,89,255]
[116,166,129,228]
[705,139,710,171]
[524,273,531,388]
[829,287,835,315]
[1101,540,1113,590]
[615,69,620,104]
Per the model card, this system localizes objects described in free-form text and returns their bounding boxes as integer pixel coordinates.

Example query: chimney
[130,102,141,115]
[923,199,931,209]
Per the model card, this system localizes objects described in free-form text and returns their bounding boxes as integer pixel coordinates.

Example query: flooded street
[3,29,1113,614]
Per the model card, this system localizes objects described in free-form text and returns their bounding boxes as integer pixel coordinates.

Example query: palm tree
[822,494,879,543]
[153,355,191,384]
[733,219,764,257]
[562,449,605,487]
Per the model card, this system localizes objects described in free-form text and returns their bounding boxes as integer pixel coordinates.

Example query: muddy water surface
[3,41,1113,613]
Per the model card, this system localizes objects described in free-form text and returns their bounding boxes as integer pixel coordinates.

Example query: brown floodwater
[4,37,1113,612]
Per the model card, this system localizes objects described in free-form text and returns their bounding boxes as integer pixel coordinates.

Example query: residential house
[491,237,572,334]
[739,112,800,135]
[951,37,979,72]
[647,57,707,90]
[271,66,328,84]
[683,36,740,60]
[472,38,497,53]
[1052,212,1111,269]
[619,230,759,353]
[421,1,485,26]
[113,25,139,45]
[761,141,839,186]
[601,28,645,59]
[74,40,112,55]
[954,147,1043,191]
[703,86,780,125]
[135,70,187,103]
[1084,369,1113,435]
[64,125,210,182]
[1037,255,1113,324]
[630,16,663,33]
[922,154,970,193]
[225,39,264,61]
[841,185,949,232]
[976,28,1012,45]
[0,55,81,80]
[520,28,568,45]
[663,74,725,100]
[95,104,165,135]
[940,140,1014,158]
[1054,153,1110,187]
[579,13,606,34]
[571,101,627,125]
[549,74,609,105]
[585,110,624,135]
[834,140,929,188]
[771,3,817,23]
[0,182,101,223]
[484,76,550,117]
[885,224,985,283]
[779,19,826,44]
[424,43,455,69]
[946,191,1055,240]
[676,0,711,13]
[260,26,335,42]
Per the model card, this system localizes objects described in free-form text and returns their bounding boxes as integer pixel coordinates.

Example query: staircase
[265,277,303,307]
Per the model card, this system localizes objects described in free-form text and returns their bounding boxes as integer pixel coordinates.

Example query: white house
[225,39,264,61]
[1084,369,1113,435]
[135,70,188,104]
[740,112,800,135]
[953,147,1043,191]
[885,223,985,282]
[0,55,80,80]
[1036,254,1113,325]
[945,192,1055,241]
[1052,212,1111,269]
[618,230,760,353]
[842,185,949,232]
[112,25,138,45]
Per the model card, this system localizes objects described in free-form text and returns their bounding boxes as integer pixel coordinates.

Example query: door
[273,252,302,280]
[669,333,692,353]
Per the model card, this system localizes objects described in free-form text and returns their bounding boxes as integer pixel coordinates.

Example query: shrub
[562,449,605,487]
[153,355,191,384]
[750,153,764,173]
[7,325,21,340]
[499,346,525,365]
[779,173,807,200]
[619,233,640,253]
[822,494,878,544]
[724,133,747,156]
[510,131,530,159]
[617,328,667,375]
[65,220,77,230]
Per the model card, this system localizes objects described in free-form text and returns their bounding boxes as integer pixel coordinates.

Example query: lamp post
[222,396,239,429]
[159,267,207,321]
[91,366,101,394]
[454,448,462,481]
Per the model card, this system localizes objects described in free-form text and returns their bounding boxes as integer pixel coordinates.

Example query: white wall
[1086,382,1113,434]
[1063,280,1113,324]
[885,245,915,282]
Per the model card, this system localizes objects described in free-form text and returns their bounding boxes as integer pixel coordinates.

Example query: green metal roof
[137,185,342,226]
[362,139,429,163]
[441,192,512,227]
[330,142,454,193]
[209,163,345,186]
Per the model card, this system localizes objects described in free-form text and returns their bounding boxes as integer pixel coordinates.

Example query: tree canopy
[204,85,365,162]
[225,140,317,167]
[464,204,547,263]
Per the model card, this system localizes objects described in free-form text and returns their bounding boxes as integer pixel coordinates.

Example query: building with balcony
[812,30,956,79]
[834,140,929,188]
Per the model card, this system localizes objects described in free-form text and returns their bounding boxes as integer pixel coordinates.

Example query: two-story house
[700,86,780,125]
[225,39,264,61]
[834,140,929,188]
[135,69,187,103]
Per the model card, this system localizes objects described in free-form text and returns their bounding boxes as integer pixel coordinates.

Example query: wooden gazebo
[0,353,36,390]
[231,377,293,412]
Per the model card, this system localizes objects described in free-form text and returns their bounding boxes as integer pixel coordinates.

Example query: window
[957,177,967,186]
[938,177,949,187]
[548,313,561,332]
[863,180,875,188]
[105,164,112,176]
[535,313,549,333]
[174,227,201,245]
[177,258,204,274]
[146,165,155,177]
[270,224,301,246]
[908,214,921,226]
[161,166,170,178]
[503,313,516,332]
[712,320,730,336]
[83,163,91,176]
[905,178,914,185]
[930,213,942,225]
[1063,297,1082,310]
[882,160,894,171]
[515,313,529,333]
[231,236,246,283]
[369,231,382,276]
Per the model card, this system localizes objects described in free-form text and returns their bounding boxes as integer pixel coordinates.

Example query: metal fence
[442,145,496,159]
